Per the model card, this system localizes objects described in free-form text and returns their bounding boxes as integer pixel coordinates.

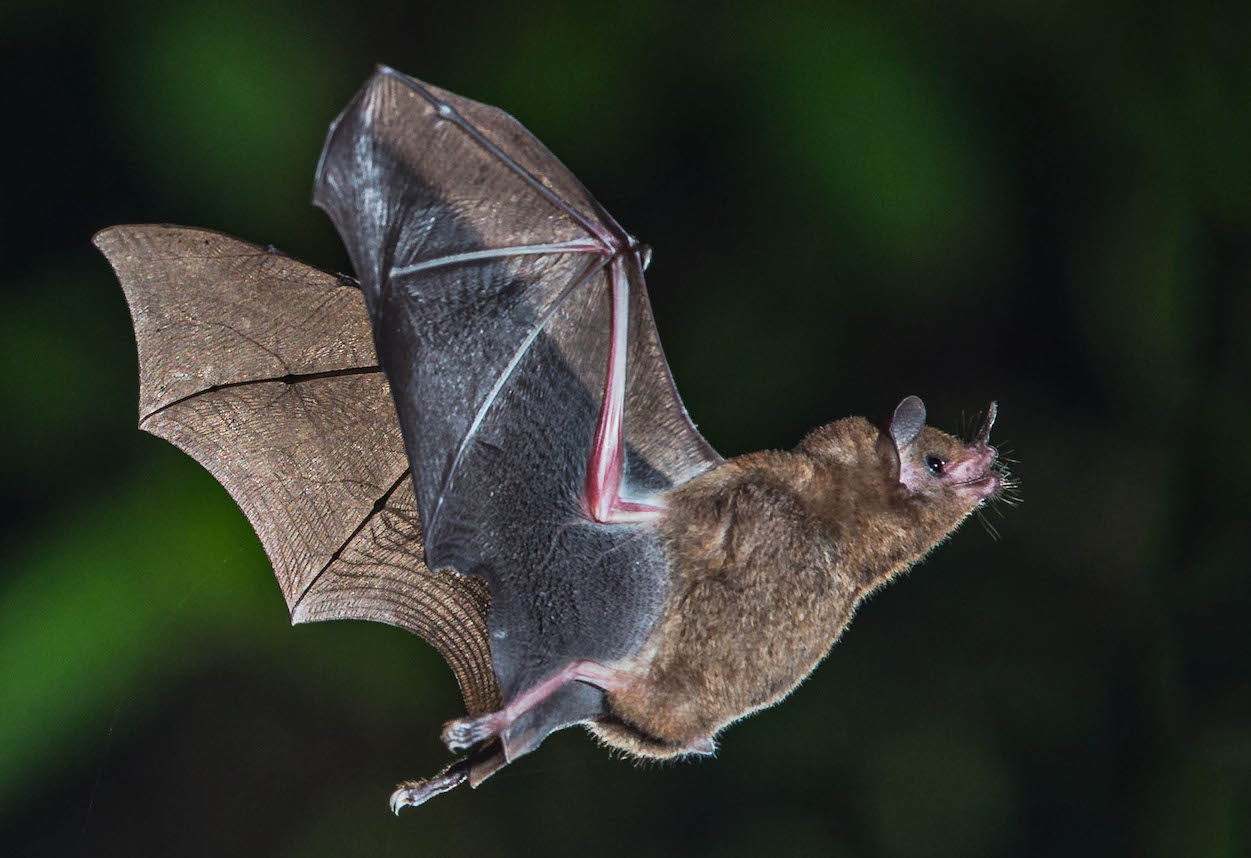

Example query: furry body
[595,412,1000,755]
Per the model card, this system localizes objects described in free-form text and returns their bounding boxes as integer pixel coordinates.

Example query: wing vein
[401,74,620,248]
[290,466,412,612]
[391,239,605,279]
[426,254,610,542]
[141,366,383,423]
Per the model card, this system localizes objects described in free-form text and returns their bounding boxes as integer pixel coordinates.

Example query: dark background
[3,1,1248,856]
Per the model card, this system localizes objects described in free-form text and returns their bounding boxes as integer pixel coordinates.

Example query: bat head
[889,396,1003,511]
[793,397,1008,591]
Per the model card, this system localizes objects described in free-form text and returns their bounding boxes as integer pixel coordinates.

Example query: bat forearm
[585,256,664,523]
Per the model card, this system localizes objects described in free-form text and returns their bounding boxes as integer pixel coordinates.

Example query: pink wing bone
[412,75,658,526]
[585,252,666,524]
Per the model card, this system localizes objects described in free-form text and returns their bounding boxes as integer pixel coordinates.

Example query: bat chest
[613,505,850,745]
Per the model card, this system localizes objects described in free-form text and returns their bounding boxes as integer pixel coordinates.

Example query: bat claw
[389,758,470,813]
[389,784,425,814]
[442,714,498,752]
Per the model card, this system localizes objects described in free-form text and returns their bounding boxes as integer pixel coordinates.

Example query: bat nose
[965,440,998,467]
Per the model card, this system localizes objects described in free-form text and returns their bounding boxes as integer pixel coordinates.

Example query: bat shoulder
[658,448,831,556]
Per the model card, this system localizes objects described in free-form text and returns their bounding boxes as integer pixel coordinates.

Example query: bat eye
[925,455,945,475]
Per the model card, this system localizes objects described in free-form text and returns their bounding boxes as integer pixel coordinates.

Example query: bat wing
[95,225,499,715]
[313,68,721,752]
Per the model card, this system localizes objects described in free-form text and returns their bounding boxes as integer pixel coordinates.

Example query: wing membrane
[96,225,497,713]
[313,67,720,546]
[294,474,499,714]
[313,68,720,750]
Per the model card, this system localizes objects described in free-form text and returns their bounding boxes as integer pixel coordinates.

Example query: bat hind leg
[389,758,470,813]
[389,741,509,812]
[442,660,630,753]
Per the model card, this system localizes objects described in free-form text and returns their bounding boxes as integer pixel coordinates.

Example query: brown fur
[591,415,999,757]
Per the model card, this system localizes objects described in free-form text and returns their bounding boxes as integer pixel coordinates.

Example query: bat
[95,66,1010,811]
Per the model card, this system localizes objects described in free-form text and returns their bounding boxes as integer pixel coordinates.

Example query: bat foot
[441,660,630,753]
[442,714,500,752]
[389,758,470,813]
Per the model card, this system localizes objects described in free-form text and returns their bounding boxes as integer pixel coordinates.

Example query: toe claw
[389,786,413,815]
[441,715,494,752]
[388,759,470,813]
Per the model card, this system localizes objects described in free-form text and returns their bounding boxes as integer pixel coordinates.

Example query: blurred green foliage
[2,0,1248,856]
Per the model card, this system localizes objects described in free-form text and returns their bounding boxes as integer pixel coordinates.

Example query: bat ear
[889,395,926,452]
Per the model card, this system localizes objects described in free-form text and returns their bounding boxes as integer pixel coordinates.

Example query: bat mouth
[953,445,1001,501]
[950,402,1002,501]
[954,470,1001,495]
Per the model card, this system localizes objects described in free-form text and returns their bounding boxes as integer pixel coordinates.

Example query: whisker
[976,508,1001,540]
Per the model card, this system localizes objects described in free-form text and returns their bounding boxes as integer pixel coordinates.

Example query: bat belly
[600,582,843,755]
[594,455,851,754]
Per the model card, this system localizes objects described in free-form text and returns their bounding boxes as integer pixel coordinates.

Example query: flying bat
[95,66,1009,811]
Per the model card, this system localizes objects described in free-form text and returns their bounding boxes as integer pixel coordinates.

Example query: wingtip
[313,65,420,211]
[91,225,118,250]
[92,224,143,254]
[314,69,392,208]
[368,65,436,101]
[92,224,221,257]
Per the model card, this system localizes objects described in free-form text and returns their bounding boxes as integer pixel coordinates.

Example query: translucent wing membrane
[313,68,720,756]
[96,225,498,715]
[620,262,721,489]
[315,69,718,542]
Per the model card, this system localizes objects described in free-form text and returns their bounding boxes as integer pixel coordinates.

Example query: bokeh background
[4,1,1248,856]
